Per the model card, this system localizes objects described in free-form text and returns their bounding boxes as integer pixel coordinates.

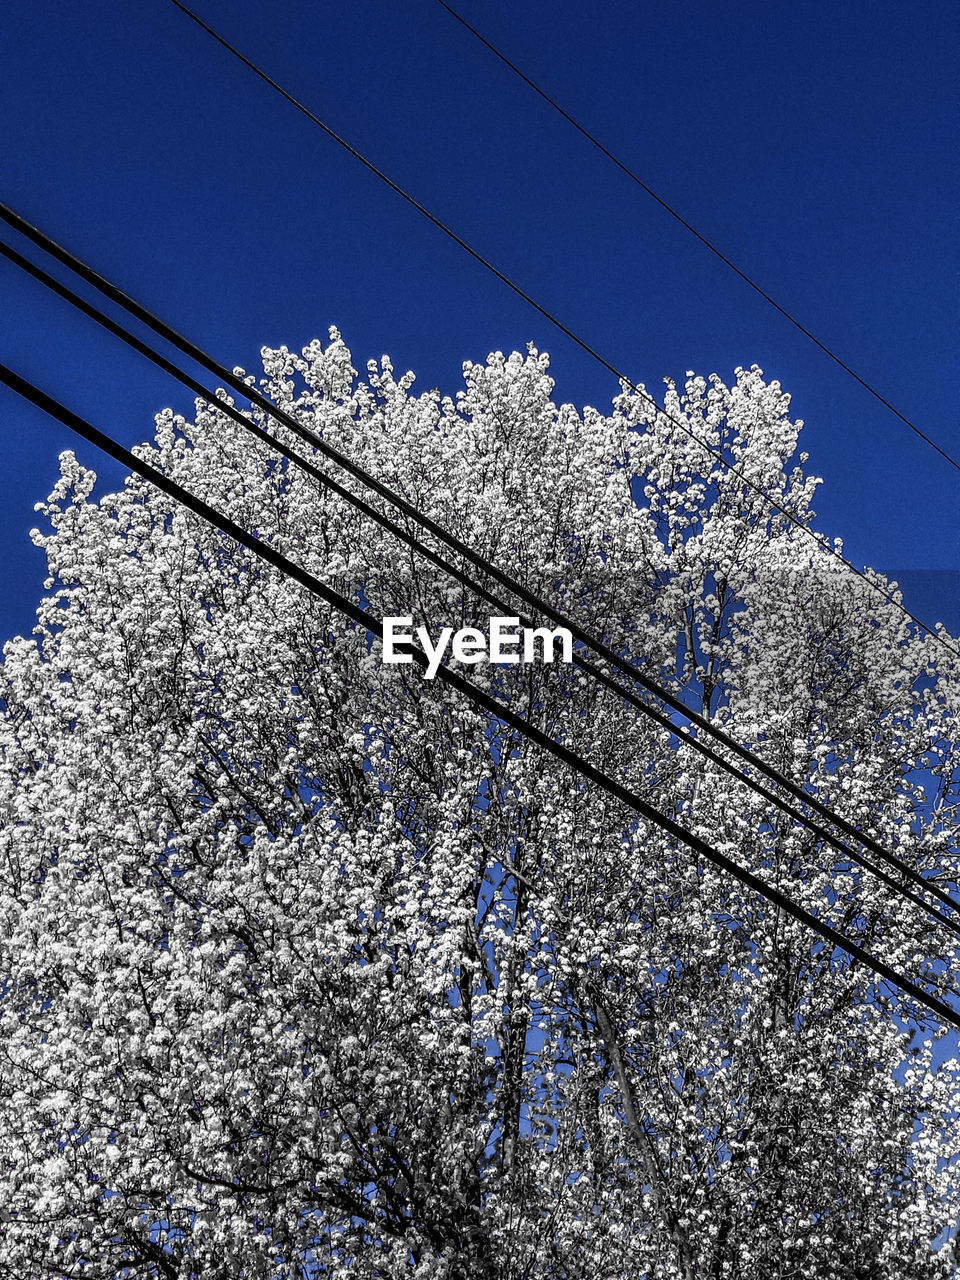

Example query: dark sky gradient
[0,0,957,643]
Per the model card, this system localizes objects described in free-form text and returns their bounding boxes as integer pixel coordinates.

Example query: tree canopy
[1,333,959,1277]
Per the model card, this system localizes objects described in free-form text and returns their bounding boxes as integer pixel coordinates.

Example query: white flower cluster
[0,333,957,1277]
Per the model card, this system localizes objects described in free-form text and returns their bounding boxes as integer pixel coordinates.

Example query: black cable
[3,230,958,947]
[1,358,956,1032]
[434,0,960,476]
[160,0,960,665]
[1,202,955,928]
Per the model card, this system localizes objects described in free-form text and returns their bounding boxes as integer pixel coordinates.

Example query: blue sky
[0,0,957,643]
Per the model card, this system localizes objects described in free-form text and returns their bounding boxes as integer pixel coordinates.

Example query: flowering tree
[1,333,959,1278]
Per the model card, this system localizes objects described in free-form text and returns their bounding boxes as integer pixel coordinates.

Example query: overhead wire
[1,208,957,937]
[163,0,960,666]
[0,357,957,1033]
[433,0,960,476]
[2,230,959,957]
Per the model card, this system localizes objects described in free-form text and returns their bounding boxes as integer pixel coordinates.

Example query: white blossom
[0,335,957,1277]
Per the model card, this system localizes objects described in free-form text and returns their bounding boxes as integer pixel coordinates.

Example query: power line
[2,206,956,934]
[162,0,960,665]
[1,357,956,1032]
[433,0,960,477]
[2,230,959,956]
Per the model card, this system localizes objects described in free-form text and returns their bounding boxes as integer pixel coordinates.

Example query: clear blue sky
[1,0,957,643]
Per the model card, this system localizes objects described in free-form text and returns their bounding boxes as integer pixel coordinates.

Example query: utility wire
[434,0,960,476]
[1,358,956,1032]
[2,206,957,931]
[2,229,959,947]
